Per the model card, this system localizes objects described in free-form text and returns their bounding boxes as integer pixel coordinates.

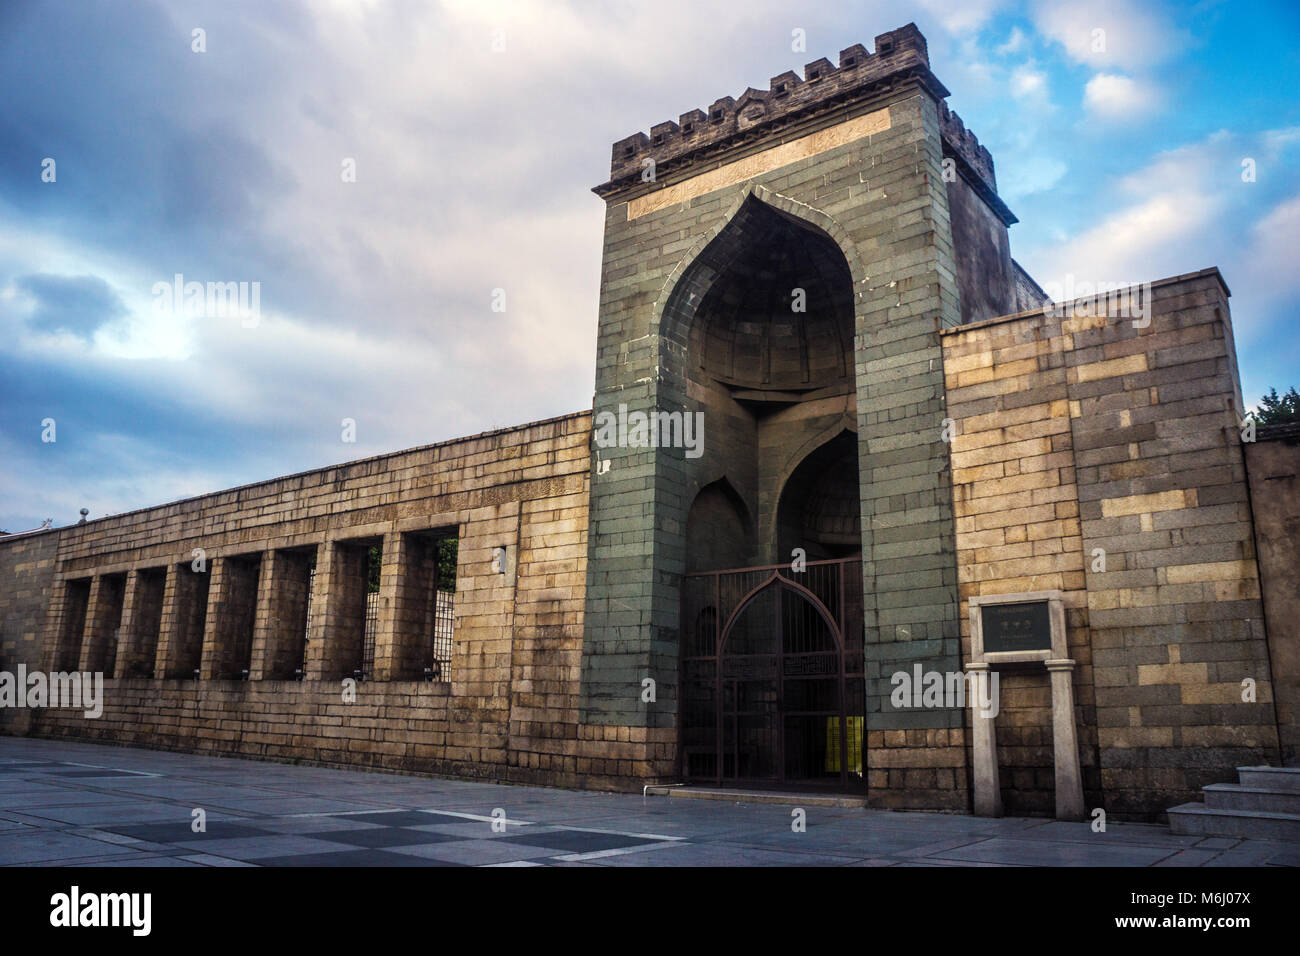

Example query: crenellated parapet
[598,22,1007,216]
[939,101,997,197]
[599,25,944,195]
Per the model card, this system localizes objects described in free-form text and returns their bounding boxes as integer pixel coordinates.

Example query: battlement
[598,23,1001,207]
[939,101,997,194]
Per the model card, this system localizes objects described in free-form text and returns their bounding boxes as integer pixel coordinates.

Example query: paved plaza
[0,738,1295,867]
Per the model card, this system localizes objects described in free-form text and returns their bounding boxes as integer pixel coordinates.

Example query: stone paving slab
[17,801,250,828]
[0,786,135,807]
[0,829,146,866]
[0,737,1295,868]
[929,837,1176,867]
[1152,849,1224,867]
[80,854,206,867]
[385,839,563,865]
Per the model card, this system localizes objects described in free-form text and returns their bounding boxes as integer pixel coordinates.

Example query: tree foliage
[366,537,458,594]
[1253,386,1300,425]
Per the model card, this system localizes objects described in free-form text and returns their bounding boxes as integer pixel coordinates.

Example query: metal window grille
[428,588,454,681]
[303,566,316,643]
[361,590,378,678]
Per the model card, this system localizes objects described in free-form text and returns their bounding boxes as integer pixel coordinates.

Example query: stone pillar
[1046,659,1086,821]
[199,557,230,680]
[117,568,166,678]
[153,564,180,677]
[168,562,215,678]
[306,540,368,681]
[76,576,106,673]
[199,555,260,680]
[79,574,125,675]
[112,570,141,679]
[372,531,404,681]
[968,662,1002,817]
[248,549,277,680]
[304,541,334,680]
[375,533,440,681]
[41,579,71,672]
[251,548,314,680]
[161,560,211,678]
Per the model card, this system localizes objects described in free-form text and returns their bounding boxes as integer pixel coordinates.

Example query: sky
[1,0,1298,531]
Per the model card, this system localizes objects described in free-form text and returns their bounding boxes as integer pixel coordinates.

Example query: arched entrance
[665,192,866,790]
[680,558,864,789]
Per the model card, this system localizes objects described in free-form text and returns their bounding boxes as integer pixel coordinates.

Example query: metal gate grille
[681,557,864,789]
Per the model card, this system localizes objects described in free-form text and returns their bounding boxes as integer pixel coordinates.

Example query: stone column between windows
[372,531,405,681]
[198,557,231,680]
[112,570,141,679]
[77,576,106,673]
[306,540,368,681]
[152,564,180,678]
[248,549,278,680]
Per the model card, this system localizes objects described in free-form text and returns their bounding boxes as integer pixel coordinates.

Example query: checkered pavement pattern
[2,740,1296,867]
[0,752,680,867]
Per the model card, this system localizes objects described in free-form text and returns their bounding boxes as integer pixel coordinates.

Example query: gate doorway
[680,557,865,790]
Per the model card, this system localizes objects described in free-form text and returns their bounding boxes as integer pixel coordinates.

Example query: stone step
[643,785,868,808]
[1168,803,1300,842]
[1237,766,1300,791]
[1205,783,1300,815]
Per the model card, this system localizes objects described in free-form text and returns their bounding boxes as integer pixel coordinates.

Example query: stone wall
[0,528,59,736]
[0,529,58,674]
[1245,424,1300,764]
[1,412,673,791]
[942,268,1281,817]
[946,170,1019,326]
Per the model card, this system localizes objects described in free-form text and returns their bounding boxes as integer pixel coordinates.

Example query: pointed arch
[776,417,860,498]
[718,571,843,655]
[686,477,754,573]
[776,429,862,561]
[650,184,868,354]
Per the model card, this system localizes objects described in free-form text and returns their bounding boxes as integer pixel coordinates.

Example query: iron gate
[680,557,865,789]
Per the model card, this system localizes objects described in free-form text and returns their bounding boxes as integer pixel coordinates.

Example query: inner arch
[661,194,862,565]
[679,197,855,397]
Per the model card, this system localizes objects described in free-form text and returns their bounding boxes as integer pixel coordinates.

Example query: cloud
[1029,134,1227,282]
[0,0,1295,530]
[1235,193,1300,400]
[914,0,1010,35]
[1010,64,1049,100]
[1247,193,1300,272]
[1053,194,1216,281]
[0,0,920,528]
[9,273,126,338]
[1022,125,1300,334]
[997,26,1027,55]
[999,155,1069,202]
[1083,73,1160,119]
[1017,125,1300,404]
[1031,0,1190,70]
[0,428,229,530]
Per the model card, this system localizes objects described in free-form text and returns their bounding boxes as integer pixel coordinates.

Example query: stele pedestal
[967,590,1085,822]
